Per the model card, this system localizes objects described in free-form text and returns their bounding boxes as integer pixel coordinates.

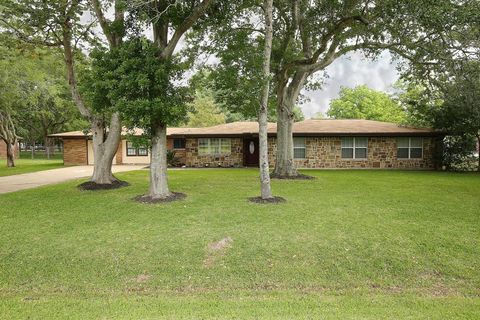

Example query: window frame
[397,137,423,159]
[293,137,306,159]
[173,138,186,150]
[197,138,231,156]
[341,137,368,160]
[126,141,149,157]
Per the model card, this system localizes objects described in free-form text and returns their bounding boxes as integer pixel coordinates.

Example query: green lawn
[0,158,64,177]
[19,151,63,160]
[0,169,479,319]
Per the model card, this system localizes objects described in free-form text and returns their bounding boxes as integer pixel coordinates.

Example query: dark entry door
[244,138,259,167]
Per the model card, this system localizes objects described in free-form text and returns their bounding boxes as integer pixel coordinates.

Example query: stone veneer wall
[267,136,435,169]
[167,138,186,165]
[185,138,243,167]
[63,138,88,165]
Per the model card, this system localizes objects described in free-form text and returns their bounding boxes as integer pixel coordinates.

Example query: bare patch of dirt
[427,283,454,297]
[134,192,186,204]
[78,180,129,191]
[418,271,457,297]
[270,173,315,180]
[134,274,152,283]
[203,237,233,268]
[248,196,286,204]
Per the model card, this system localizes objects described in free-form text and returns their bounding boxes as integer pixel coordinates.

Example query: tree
[257,0,274,200]
[186,90,226,127]
[88,38,190,200]
[198,0,479,178]
[0,35,30,167]
[396,7,479,171]
[16,49,84,159]
[433,62,480,171]
[0,109,19,167]
[1,0,126,186]
[0,33,85,163]
[327,85,405,123]
[312,111,325,119]
[394,81,443,128]
[111,0,216,200]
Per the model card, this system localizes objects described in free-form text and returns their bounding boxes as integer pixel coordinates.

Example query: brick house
[50,119,443,169]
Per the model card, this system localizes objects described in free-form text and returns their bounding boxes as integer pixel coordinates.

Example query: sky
[300,51,400,119]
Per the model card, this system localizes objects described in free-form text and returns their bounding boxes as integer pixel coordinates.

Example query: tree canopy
[186,90,226,127]
[327,85,405,123]
[86,38,190,134]
[0,33,85,164]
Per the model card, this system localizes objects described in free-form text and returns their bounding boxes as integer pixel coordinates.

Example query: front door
[244,138,259,167]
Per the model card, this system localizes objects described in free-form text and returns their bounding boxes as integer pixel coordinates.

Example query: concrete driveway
[0,165,144,194]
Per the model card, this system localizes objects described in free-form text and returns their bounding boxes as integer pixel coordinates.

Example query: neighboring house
[50,119,443,169]
[0,140,19,159]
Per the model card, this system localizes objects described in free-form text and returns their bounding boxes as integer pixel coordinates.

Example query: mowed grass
[0,169,479,319]
[0,158,64,177]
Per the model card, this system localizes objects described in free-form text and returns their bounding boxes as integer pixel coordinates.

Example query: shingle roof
[49,119,440,138]
[292,119,436,135]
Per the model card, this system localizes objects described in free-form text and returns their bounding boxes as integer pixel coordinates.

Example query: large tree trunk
[5,141,15,167]
[273,102,296,177]
[62,19,122,186]
[272,72,307,178]
[90,112,122,184]
[258,0,274,199]
[149,122,171,199]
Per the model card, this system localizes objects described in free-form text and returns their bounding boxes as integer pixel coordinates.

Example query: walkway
[0,165,144,194]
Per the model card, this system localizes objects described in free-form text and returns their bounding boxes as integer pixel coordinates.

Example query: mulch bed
[270,173,315,180]
[248,196,286,204]
[78,180,130,191]
[134,192,187,204]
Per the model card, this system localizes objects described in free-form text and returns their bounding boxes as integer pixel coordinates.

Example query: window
[126,141,148,156]
[137,146,148,156]
[397,137,423,159]
[341,137,368,159]
[126,141,137,156]
[173,138,186,149]
[198,138,231,155]
[293,137,306,159]
[220,138,231,154]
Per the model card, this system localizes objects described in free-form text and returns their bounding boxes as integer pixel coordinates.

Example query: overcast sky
[301,51,400,119]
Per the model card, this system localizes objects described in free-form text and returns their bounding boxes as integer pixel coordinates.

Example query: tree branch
[91,0,114,47]
[160,0,215,59]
